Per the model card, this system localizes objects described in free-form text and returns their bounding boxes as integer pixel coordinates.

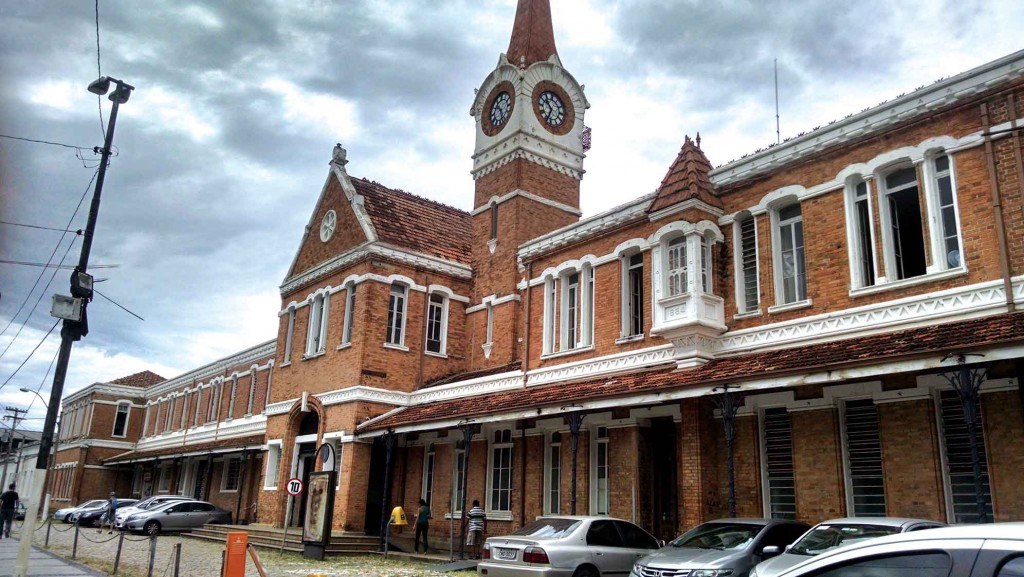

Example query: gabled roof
[111,370,165,388]
[648,134,722,213]
[354,177,472,265]
[506,0,558,67]
[359,311,1024,432]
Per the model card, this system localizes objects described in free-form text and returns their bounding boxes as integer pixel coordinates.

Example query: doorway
[293,443,316,527]
[650,417,678,541]
[362,436,388,536]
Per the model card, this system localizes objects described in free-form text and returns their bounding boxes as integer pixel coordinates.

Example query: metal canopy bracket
[711,385,745,518]
[941,353,990,524]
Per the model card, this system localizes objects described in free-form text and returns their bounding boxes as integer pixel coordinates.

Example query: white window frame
[666,236,688,297]
[111,401,131,438]
[264,441,282,490]
[227,376,238,420]
[878,163,926,281]
[158,464,171,493]
[620,252,645,340]
[305,292,329,357]
[839,397,887,517]
[425,292,449,356]
[141,405,151,438]
[844,177,879,289]
[341,283,356,346]
[179,392,189,429]
[700,235,712,293]
[486,428,514,515]
[385,283,408,348]
[543,432,561,515]
[733,213,760,314]
[923,151,963,272]
[220,457,242,493]
[283,307,296,364]
[771,202,808,307]
[551,266,594,354]
[589,426,610,516]
[163,397,174,431]
[542,277,557,354]
[246,372,257,416]
[193,388,202,428]
[452,442,466,516]
[422,443,436,506]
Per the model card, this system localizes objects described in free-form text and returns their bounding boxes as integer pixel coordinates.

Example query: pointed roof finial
[647,135,721,213]
[695,132,701,150]
[507,0,558,68]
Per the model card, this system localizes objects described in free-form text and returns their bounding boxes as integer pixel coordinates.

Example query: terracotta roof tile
[361,312,1024,431]
[423,361,522,388]
[506,0,558,67]
[104,434,265,464]
[110,370,166,388]
[353,178,472,265]
[648,134,722,213]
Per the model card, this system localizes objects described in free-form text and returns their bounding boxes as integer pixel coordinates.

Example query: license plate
[495,547,517,560]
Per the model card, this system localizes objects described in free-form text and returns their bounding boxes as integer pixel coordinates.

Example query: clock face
[319,210,336,243]
[489,91,512,128]
[537,91,566,127]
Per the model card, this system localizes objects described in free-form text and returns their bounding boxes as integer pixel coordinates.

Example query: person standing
[466,499,487,560]
[414,498,431,553]
[0,484,18,539]
[99,491,118,534]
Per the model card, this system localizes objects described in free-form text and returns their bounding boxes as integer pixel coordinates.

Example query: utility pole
[0,407,27,488]
[15,77,133,577]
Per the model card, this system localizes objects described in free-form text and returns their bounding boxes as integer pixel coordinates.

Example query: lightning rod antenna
[774,58,781,144]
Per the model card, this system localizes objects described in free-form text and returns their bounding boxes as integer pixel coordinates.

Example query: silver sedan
[122,500,231,535]
[478,516,661,577]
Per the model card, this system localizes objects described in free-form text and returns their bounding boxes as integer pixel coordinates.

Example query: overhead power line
[94,288,144,321]
[0,220,83,234]
[0,134,90,151]
[0,319,60,394]
[0,259,117,269]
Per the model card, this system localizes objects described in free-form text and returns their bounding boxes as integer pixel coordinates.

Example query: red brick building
[59,0,1024,545]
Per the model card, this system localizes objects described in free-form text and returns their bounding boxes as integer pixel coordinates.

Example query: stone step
[182,525,379,556]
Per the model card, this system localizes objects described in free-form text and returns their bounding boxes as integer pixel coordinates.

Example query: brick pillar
[877,399,946,520]
[791,408,844,522]
[678,398,717,530]
[981,391,1024,521]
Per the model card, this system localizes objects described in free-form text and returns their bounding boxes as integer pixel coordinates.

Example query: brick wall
[982,390,1024,522]
[791,408,844,523]
[877,398,946,520]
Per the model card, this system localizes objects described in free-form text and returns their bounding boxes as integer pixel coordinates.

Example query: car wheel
[573,566,598,577]
[143,521,161,536]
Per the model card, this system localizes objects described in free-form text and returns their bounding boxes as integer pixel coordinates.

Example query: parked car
[751,517,947,577]
[114,495,190,529]
[121,500,231,535]
[749,523,1024,577]
[53,499,107,523]
[75,498,138,527]
[631,518,810,577]
[478,516,660,577]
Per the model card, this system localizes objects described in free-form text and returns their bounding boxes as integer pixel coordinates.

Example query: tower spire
[506,0,558,67]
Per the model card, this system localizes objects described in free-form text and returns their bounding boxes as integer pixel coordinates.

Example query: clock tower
[470,0,590,304]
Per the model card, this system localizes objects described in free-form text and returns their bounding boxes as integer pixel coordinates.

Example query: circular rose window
[319,210,337,242]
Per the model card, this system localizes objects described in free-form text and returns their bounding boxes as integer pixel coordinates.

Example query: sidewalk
[0,536,103,577]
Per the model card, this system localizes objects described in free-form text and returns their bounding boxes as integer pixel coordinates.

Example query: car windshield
[512,518,582,539]
[78,500,105,508]
[788,524,900,556]
[670,522,762,550]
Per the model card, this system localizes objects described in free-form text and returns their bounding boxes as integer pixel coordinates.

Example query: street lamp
[17,389,47,410]
[16,76,134,577]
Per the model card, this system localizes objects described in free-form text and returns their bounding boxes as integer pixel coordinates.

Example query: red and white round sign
[286,477,303,496]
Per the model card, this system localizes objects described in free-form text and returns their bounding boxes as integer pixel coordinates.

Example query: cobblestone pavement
[16,522,459,577]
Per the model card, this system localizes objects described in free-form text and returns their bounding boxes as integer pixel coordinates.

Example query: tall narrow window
[543,278,557,354]
[592,427,610,515]
[193,389,202,427]
[883,167,927,280]
[283,307,295,364]
[221,459,242,492]
[422,444,435,506]
[305,293,328,356]
[246,373,256,416]
[485,304,494,345]
[453,442,466,513]
[142,405,151,437]
[164,398,174,431]
[667,236,688,296]
[563,272,580,350]
[490,202,498,240]
[264,443,281,489]
[227,376,238,420]
[852,180,876,287]
[623,253,644,337]
[386,284,407,346]
[842,399,885,517]
[938,390,992,523]
[179,392,189,429]
[933,154,961,269]
[545,432,561,514]
[700,236,712,292]
[777,204,806,304]
[425,293,447,354]
[112,402,130,437]
[341,284,356,345]
[739,216,759,311]
[762,407,796,519]
[489,429,514,512]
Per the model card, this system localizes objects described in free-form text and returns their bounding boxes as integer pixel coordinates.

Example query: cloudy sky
[1,0,1021,429]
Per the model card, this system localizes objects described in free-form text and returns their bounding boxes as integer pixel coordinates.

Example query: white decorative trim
[470,189,582,218]
[145,341,275,398]
[711,49,1024,185]
[528,344,674,387]
[466,293,521,313]
[848,267,968,298]
[472,140,585,180]
[719,279,1017,354]
[55,439,136,451]
[539,345,595,361]
[766,299,813,315]
[519,193,655,261]
[265,400,292,417]
[63,383,150,405]
[647,199,724,222]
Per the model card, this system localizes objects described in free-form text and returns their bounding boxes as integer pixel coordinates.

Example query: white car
[53,500,106,523]
[113,495,190,529]
[749,523,1024,577]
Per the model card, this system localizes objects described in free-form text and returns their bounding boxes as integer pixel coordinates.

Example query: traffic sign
[286,477,303,496]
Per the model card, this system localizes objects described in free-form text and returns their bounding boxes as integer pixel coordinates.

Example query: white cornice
[473,146,585,181]
[471,188,582,218]
[64,383,149,405]
[518,192,655,261]
[647,199,724,222]
[56,438,136,452]
[145,340,275,398]
[526,344,675,387]
[711,49,1024,186]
